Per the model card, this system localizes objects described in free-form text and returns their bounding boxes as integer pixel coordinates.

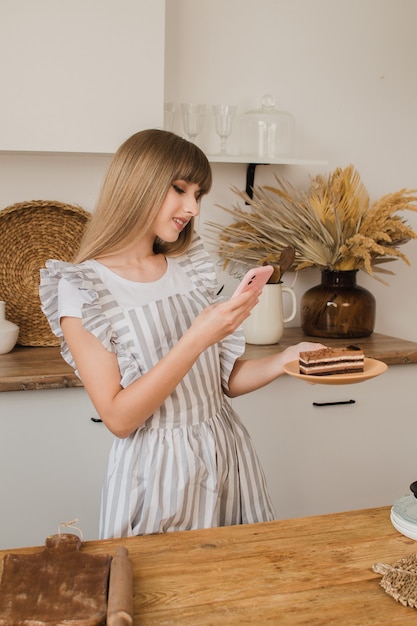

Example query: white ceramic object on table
[243,283,296,345]
[0,300,19,354]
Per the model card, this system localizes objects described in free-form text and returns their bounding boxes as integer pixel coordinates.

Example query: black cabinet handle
[312,399,356,407]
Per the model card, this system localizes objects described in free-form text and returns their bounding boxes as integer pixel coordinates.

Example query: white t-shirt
[58,257,195,318]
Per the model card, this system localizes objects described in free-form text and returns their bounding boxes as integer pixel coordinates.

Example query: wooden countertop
[0,346,83,392]
[2,506,417,624]
[1,328,417,392]
[242,327,417,363]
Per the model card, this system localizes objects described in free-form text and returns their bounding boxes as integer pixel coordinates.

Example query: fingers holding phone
[232,266,274,298]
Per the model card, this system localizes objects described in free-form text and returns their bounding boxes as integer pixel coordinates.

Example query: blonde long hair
[74,129,212,263]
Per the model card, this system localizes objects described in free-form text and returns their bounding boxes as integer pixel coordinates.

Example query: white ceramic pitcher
[243,283,296,345]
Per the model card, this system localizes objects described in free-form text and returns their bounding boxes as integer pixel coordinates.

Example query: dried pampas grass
[206,165,417,282]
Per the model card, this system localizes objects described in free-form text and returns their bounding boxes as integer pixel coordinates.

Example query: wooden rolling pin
[107,546,134,626]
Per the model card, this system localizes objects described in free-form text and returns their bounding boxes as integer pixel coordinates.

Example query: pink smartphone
[232,265,274,298]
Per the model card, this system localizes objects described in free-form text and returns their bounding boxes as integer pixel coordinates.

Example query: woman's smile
[173,216,188,231]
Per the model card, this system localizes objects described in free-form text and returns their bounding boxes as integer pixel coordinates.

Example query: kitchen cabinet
[234,362,417,519]
[1,330,416,549]
[0,387,112,550]
[0,1,165,153]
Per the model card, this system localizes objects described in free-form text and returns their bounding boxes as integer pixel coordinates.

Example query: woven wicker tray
[0,200,90,347]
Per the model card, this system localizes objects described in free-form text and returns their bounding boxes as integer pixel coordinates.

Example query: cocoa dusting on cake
[299,347,365,376]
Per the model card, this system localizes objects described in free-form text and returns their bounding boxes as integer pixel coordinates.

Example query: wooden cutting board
[0,533,111,625]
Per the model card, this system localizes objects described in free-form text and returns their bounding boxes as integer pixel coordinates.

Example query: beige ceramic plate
[283,357,388,385]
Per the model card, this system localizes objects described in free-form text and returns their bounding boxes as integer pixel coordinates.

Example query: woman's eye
[173,184,185,194]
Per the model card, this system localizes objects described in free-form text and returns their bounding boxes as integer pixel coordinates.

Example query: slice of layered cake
[299,346,365,376]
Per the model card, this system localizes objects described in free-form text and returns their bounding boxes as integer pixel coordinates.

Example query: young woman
[40,129,321,539]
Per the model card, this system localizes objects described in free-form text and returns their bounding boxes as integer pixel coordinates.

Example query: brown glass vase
[300,270,375,338]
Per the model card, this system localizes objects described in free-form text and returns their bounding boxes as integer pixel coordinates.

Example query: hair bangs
[172,141,212,195]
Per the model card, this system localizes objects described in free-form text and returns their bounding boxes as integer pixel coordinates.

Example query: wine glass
[212,104,237,155]
[164,102,176,131]
[181,103,206,143]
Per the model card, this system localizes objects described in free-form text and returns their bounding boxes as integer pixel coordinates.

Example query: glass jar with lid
[239,95,295,159]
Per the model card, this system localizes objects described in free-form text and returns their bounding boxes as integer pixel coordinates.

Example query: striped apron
[99,287,275,538]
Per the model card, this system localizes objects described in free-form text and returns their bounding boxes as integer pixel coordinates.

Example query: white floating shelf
[206,156,329,198]
[207,155,328,166]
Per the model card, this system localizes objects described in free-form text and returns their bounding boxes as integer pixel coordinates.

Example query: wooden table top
[1,328,417,392]
[2,506,417,624]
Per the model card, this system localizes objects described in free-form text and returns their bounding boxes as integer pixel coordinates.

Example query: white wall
[0,0,416,340]
[0,0,165,152]
[166,0,417,341]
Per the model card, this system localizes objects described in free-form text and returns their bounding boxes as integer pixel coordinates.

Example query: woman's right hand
[186,290,259,350]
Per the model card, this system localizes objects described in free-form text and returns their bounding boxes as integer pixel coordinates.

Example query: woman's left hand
[227,341,327,397]
[280,341,327,366]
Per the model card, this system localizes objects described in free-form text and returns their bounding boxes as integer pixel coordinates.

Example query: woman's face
[151,180,202,242]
